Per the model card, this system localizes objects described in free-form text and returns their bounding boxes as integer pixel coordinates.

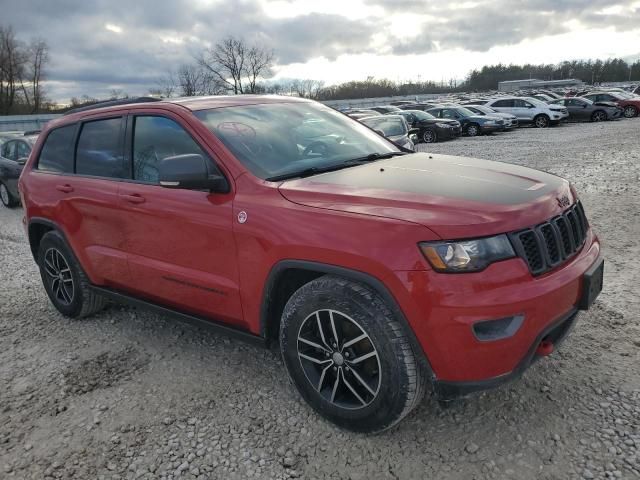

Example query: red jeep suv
[18,95,603,433]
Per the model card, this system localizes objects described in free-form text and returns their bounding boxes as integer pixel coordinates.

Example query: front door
[117,113,244,327]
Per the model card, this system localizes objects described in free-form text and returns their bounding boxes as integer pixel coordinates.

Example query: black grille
[510,202,590,276]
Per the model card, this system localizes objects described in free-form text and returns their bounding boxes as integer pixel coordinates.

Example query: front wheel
[279,276,425,433]
[422,129,437,143]
[466,124,480,136]
[623,105,638,118]
[534,114,550,128]
[0,183,18,208]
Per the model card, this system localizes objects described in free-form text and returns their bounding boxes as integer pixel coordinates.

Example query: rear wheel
[591,110,607,122]
[623,105,638,118]
[0,183,18,208]
[279,275,425,433]
[37,231,107,318]
[534,114,550,128]
[422,129,437,143]
[466,124,480,137]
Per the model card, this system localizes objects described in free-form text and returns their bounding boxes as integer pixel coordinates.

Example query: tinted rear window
[37,125,76,173]
[76,117,125,178]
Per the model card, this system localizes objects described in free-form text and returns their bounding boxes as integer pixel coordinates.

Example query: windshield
[360,116,408,136]
[469,105,494,115]
[195,102,398,180]
[408,110,436,120]
[455,107,476,117]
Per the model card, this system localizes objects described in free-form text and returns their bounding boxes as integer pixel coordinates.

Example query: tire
[422,129,437,143]
[37,230,107,318]
[466,124,480,137]
[0,183,18,208]
[279,275,425,433]
[534,114,550,128]
[591,110,607,122]
[623,105,638,118]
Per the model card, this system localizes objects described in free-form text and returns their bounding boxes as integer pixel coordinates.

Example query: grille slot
[511,202,589,276]
[540,224,560,264]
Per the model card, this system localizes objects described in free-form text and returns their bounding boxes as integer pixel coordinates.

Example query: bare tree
[21,39,48,112]
[198,36,273,94]
[0,26,27,114]
[290,79,325,99]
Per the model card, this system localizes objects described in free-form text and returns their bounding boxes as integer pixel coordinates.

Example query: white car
[484,97,568,128]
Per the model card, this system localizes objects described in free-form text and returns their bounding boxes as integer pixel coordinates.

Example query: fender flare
[260,259,435,380]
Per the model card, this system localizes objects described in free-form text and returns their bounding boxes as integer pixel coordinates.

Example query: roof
[169,94,312,111]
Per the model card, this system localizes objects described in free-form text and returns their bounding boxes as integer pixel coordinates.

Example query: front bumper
[393,229,601,388]
[433,308,579,400]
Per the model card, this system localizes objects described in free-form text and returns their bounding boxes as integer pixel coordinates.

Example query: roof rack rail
[63,96,162,116]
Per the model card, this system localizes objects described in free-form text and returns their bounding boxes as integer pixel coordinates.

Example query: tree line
[466,58,640,91]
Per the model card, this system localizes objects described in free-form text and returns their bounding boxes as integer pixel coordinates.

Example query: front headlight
[484,120,496,125]
[419,235,515,272]
[435,123,452,128]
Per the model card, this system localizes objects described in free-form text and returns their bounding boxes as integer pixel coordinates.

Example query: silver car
[359,115,416,151]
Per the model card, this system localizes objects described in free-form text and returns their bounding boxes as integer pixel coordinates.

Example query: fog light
[472,315,524,342]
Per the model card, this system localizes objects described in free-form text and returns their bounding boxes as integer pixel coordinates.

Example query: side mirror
[17,157,28,165]
[159,154,229,192]
[374,129,386,136]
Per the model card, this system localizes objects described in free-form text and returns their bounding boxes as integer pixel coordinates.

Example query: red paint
[19,96,601,385]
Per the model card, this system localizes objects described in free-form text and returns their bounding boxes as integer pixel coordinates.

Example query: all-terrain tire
[279,275,425,433]
[37,230,107,318]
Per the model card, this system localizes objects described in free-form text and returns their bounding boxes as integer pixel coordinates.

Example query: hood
[418,119,459,127]
[278,153,574,239]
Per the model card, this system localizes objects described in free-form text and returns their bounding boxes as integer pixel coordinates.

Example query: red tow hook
[536,339,555,357]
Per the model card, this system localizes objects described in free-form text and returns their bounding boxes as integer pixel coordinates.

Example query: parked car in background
[345,109,383,120]
[530,94,555,103]
[581,92,640,118]
[463,105,519,129]
[393,110,461,143]
[633,85,640,95]
[0,134,38,208]
[549,97,622,122]
[426,106,503,136]
[389,100,415,106]
[368,105,402,114]
[399,103,443,111]
[360,114,415,150]
[485,97,568,128]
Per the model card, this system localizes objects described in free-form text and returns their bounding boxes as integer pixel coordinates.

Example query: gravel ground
[1,118,639,480]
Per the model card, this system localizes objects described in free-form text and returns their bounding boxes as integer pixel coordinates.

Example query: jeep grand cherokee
[18,95,603,433]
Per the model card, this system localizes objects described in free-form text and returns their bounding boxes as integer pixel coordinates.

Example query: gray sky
[4,0,640,101]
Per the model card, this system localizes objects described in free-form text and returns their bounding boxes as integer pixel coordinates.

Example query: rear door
[28,118,130,288]
[488,99,515,116]
[117,111,244,326]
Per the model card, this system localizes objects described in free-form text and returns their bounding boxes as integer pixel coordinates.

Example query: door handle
[122,193,145,204]
[56,184,73,193]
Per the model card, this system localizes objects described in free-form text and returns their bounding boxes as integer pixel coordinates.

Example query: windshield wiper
[344,151,408,164]
[266,164,351,182]
[265,152,408,182]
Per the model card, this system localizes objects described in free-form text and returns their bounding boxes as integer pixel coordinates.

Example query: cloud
[1,0,638,100]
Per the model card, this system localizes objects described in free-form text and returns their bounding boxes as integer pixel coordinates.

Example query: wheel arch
[27,217,62,261]
[260,260,435,379]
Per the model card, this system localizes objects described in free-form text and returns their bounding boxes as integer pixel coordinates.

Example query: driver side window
[132,116,207,184]
[2,141,16,160]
